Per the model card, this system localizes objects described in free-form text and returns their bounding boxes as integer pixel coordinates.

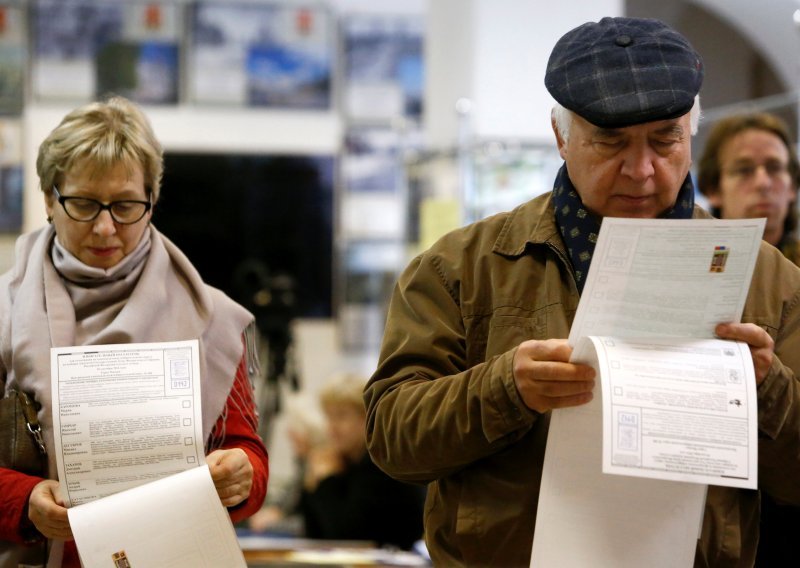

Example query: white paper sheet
[532,217,765,567]
[50,340,204,507]
[569,218,766,346]
[69,465,246,568]
[531,390,706,568]
[575,336,757,489]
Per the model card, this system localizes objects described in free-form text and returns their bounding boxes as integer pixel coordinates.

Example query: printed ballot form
[531,217,765,567]
[51,340,246,566]
[51,340,205,507]
[568,218,765,343]
[575,335,757,487]
[69,465,246,568]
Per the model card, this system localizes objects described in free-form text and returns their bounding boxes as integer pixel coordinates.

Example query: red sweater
[0,353,269,566]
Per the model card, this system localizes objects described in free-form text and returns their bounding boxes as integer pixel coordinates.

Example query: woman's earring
[46,216,53,224]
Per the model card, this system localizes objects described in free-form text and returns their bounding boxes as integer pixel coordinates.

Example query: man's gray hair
[552,95,702,143]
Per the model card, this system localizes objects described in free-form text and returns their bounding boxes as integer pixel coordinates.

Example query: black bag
[0,388,47,476]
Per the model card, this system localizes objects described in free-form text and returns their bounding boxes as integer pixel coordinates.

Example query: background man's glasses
[723,162,790,181]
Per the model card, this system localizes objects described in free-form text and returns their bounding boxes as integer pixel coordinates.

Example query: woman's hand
[248,505,284,532]
[206,448,253,508]
[303,446,344,492]
[28,480,73,541]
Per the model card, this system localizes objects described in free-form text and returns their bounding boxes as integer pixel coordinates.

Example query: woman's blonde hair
[319,372,368,414]
[283,394,327,447]
[36,96,163,203]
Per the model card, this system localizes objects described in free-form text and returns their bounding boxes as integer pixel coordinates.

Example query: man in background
[698,112,800,566]
[697,112,800,265]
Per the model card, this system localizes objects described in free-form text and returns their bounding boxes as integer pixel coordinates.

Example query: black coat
[301,452,425,550]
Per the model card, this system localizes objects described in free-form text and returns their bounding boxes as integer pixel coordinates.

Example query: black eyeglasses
[52,186,151,225]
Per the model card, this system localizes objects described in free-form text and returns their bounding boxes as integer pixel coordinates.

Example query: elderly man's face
[555,113,693,219]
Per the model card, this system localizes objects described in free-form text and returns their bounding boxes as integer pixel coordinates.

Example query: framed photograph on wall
[338,240,405,351]
[0,4,25,116]
[189,2,332,109]
[31,0,181,104]
[0,118,23,232]
[342,14,424,122]
[340,125,424,240]
[342,127,404,193]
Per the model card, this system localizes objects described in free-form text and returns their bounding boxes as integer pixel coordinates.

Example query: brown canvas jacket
[365,192,800,567]
[779,234,800,268]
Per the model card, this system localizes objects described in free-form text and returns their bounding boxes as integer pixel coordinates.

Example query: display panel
[156,152,334,319]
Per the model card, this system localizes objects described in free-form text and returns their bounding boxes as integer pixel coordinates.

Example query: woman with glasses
[0,96,269,567]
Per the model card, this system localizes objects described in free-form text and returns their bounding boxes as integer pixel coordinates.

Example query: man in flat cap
[366,17,800,567]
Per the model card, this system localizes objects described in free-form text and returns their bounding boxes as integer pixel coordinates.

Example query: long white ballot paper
[531,217,765,567]
[531,392,706,568]
[51,340,204,507]
[69,464,246,568]
[578,335,757,487]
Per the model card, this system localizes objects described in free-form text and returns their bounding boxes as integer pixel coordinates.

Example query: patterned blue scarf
[552,164,695,293]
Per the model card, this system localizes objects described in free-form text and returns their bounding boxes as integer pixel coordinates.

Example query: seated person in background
[697,112,800,263]
[697,112,800,566]
[300,373,424,550]
[0,96,269,568]
[248,395,326,536]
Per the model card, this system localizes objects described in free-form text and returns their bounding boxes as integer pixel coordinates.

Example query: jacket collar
[492,191,713,259]
[492,192,564,258]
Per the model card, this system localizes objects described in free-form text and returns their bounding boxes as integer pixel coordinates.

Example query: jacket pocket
[480,307,549,360]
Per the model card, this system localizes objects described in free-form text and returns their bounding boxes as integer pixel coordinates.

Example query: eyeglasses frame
[51,185,152,225]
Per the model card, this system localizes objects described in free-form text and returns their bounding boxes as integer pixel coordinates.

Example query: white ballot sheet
[575,335,757,488]
[51,340,204,507]
[569,218,766,345]
[531,391,707,568]
[532,217,765,567]
[69,464,246,568]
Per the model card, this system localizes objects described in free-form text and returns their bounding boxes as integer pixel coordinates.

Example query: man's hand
[28,479,73,541]
[716,323,774,385]
[206,448,253,508]
[513,338,596,413]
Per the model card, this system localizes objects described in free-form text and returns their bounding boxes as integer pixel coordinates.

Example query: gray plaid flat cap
[545,17,703,128]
